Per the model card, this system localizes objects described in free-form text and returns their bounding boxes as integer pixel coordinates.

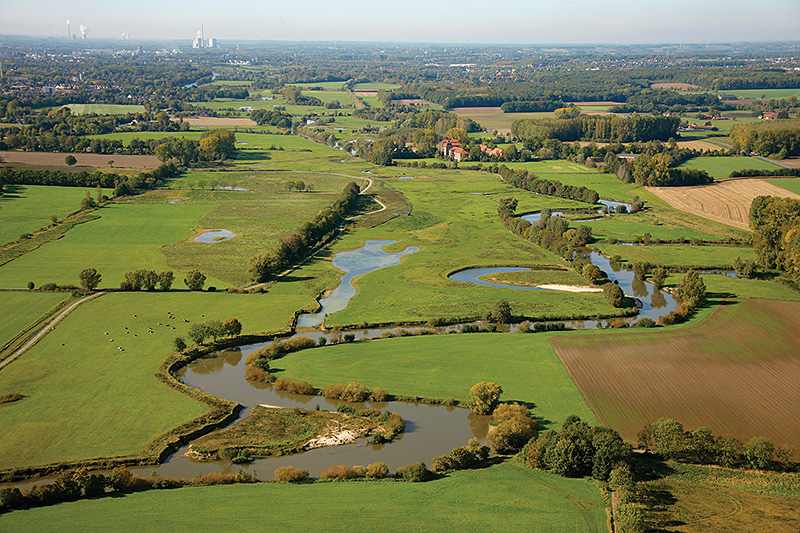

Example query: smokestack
[66,18,71,40]
[201,24,205,48]
[80,25,87,39]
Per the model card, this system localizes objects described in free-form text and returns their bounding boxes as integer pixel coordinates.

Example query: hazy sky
[1,0,799,44]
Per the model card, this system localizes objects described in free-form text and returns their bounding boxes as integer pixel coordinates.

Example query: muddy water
[124,342,489,480]
[296,240,419,327]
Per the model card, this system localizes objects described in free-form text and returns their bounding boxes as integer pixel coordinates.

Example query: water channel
[4,240,679,488]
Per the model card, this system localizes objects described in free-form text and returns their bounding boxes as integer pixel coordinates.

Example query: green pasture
[0,290,305,470]
[293,81,346,90]
[450,108,556,132]
[0,291,68,350]
[0,185,112,245]
[767,178,800,195]
[353,82,401,90]
[287,172,625,326]
[484,268,587,287]
[302,90,352,104]
[209,80,254,86]
[360,96,384,108]
[63,104,145,116]
[88,131,204,145]
[590,216,737,242]
[595,244,757,268]
[0,203,225,290]
[0,462,607,533]
[677,155,781,179]
[725,88,800,100]
[665,272,800,302]
[279,332,597,428]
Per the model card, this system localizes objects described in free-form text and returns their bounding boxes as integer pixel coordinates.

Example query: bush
[366,461,389,479]
[341,382,369,402]
[319,464,362,481]
[274,466,309,483]
[400,462,431,482]
[324,383,346,399]
[369,388,390,402]
[634,318,656,328]
[469,381,503,414]
[487,403,538,454]
[26,281,35,290]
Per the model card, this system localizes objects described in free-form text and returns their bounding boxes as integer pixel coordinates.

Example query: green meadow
[279,332,597,428]
[63,104,146,115]
[767,178,800,195]
[0,462,607,533]
[677,155,781,179]
[0,290,305,470]
[0,291,68,351]
[725,88,800,100]
[595,243,757,268]
[0,184,112,245]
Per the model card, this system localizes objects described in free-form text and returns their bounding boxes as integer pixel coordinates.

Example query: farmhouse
[480,144,505,158]
[438,138,469,160]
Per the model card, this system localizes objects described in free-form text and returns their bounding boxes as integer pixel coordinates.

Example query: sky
[0,0,799,44]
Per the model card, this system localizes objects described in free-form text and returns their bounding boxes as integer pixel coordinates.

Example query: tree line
[511,115,680,143]
[731,119,800,158]
[250,182,362,281]
[0,163,181,194]
[498,166,600,204]
[750,196,800,285]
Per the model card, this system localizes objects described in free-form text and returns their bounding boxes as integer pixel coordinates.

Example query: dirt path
[0,291,105,370]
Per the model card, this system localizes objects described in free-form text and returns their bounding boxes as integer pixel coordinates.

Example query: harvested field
[647,179,800,230]
[551,299,800,448]
[651,82,704,91]
[675,139,727,151]
[0,151,160,169]
[777,156,800,169]
[181,117,257,127]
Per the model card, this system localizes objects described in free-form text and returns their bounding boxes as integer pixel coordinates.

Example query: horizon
[1,0,799,45]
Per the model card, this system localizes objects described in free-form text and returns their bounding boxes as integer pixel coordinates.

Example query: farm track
[551,299,800,448]
[0,291,105,370]
[647,178,800,230]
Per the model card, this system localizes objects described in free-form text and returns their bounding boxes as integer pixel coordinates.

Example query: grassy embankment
[0,461,608,533]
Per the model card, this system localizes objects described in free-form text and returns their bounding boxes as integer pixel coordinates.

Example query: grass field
[0,291,68,350]
[0,185,111,245]
[725,88,800,100]
[767,178,800,195]
[647,179,800,231]
[0,461,607,532]
[677,156,781,180]
[482,267,587,287]
[644,462,800,532]
[594,244,757,268]
[0,290,305,470]
[0,202,225,289]
[278,332,598,430]
[551,299,800,448]
[289,171,623,326]
[63,104,146,115]
[451,107,556,133]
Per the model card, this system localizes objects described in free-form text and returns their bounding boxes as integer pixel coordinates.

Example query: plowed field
[0,151,160,169]
[648,179,800,230]
[551,300,800,448]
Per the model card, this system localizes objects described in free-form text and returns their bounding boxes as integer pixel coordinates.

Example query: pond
[194,229,236,243]
[296,240,419,328]
[521,199,633,224]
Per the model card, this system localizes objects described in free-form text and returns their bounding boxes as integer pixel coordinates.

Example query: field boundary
[0,294,74,362]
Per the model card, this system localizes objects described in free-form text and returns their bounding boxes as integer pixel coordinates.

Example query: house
[438,139,464,159]
[480,144,505,158]
[759,113,777,120]
[617,153,637,161]
[451,146,468,162]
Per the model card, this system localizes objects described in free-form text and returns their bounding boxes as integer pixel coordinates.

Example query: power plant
[192,24,216,49]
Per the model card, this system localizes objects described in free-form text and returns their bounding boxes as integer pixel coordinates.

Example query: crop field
[279,332,598,429]
[594,244,757,268]
[0,290,306,470]
[551,299,800,448]
[182,117,258,127]
[647,178,800,230]
[677,156,781,180]
[293,81,346,90]
[0,291,68,350]
[62,104,146,115]
[451,107,556,133]
[0,462,607,532]
[0,184,112,245]
[0,150,160,169]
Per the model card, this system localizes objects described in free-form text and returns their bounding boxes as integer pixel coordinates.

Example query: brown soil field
[647,179,800,230]
[551,299,800,448]
[676,140,727,151]
[776,156,800,169]
[182,117,257,127]
[0,151,161,169]
[651,82,705,91]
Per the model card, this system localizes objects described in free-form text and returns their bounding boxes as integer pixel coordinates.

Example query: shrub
[341,382,369,402]
[274,466,309,483]
[274,378,315,395]
[369,388,390,402]
[336,404,356,415]
[401,462,431,482]
[319,464,361,481]
[487,403,538,454]
[173,336,187,352]
[634,318,656,328]
[26,281,35,290]
[343,333,356,342]
[469,381,503,414]
[324,383,346,399]
[366,461,389,479]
